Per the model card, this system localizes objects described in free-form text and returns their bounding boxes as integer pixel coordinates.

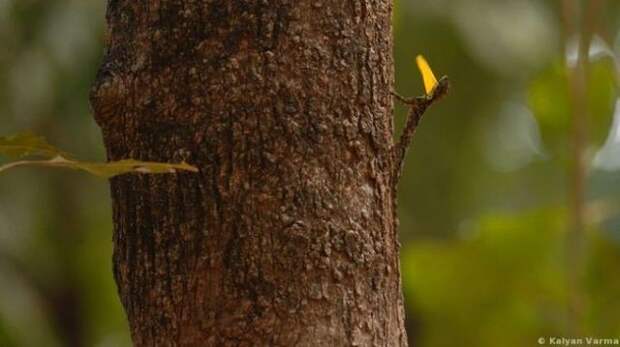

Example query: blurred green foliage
[528,62,572,153]
[403,209,567,346]
[396,0,620,346]
[1,1,619,346]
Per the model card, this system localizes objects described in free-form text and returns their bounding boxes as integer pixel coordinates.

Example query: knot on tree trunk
[90,58,130,130]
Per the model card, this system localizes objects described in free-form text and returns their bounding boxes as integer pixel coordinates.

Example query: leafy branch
[0,132,198,178]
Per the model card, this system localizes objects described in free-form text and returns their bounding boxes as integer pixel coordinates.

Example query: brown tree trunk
[90,1,406,345]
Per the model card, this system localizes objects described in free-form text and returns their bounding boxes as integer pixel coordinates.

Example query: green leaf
[528,59,617,155]
[0,132,70,159]
[0,155,198,178]
[586,59,616,147]
[0,133,199,178]
[527,61,571,147]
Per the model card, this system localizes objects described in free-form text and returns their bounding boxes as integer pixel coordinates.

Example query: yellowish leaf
[416,55,439,95]
[0,133,199,178]
[0,155,198,178]
[0,132,70,159]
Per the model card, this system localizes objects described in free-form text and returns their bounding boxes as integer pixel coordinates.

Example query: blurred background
[0,0,619,346]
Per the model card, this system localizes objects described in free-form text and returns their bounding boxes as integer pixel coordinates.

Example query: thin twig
[562,0,600,337]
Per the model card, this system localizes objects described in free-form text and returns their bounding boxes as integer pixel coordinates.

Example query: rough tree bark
[90,1,406,345]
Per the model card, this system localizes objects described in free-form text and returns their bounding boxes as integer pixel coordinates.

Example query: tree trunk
[90,1,406,345]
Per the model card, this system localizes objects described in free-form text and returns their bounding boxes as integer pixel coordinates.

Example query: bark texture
[90,1,406,345]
